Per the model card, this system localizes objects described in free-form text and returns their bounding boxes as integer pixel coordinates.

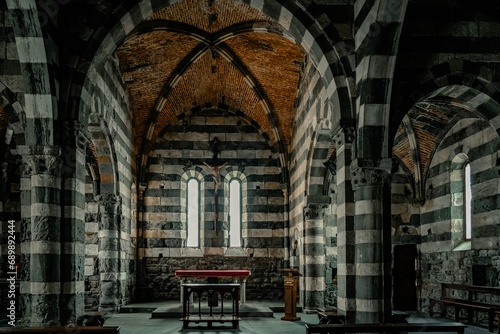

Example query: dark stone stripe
[30,254,61,282]
[355,275,384,299]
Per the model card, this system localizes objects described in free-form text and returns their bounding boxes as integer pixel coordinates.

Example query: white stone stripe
[355,230,382,244]
[61,281,85,294]
[99,230,120,238]
[31,241,60,254]
[24,94,53,119]
[355,199,381,215]
[337,263,356,276]
[356,299,384,312]
[31,282,61,294]
[31,203,60,217]
[356,263,383,276]
[304,277,325,291]
[61,242,85,254]
[338,296,356,311]
[304,235,324,244]
[98,251,120,259]
[15,37,47,63]
[305,255,325,265]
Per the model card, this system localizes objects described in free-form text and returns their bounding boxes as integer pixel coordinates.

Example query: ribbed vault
[115,0,305,163]
[393,101,479,200]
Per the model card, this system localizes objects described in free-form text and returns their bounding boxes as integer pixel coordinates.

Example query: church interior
[2,0,500,331]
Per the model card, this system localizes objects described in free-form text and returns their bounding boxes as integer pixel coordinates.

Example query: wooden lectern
[279,268,302,321]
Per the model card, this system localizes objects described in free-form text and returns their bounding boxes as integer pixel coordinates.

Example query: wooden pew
[305,322,466,334]
[0,326,120,334]
[429,283,500,331]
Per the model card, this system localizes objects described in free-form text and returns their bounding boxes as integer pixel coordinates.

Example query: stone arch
[86,111,122,312]
[63,0,355,155]
[5,1,57,146]
[305,118,333,198]
[355,0,409,160]
[390,60,500,147]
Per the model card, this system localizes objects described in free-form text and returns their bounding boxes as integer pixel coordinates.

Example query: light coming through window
[229,179,241,247]
[187,178,199,247]
[464,162,472,240]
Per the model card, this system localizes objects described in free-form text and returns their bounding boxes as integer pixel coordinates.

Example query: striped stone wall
[81,56,134,310]
[419,116,500,314]
[139,107,285,299]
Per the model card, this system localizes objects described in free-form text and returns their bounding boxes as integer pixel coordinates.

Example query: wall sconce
[292,240,298,256]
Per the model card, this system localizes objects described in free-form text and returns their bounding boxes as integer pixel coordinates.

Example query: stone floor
[103,301,494,334]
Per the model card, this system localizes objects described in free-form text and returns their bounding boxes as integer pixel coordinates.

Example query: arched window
[229,179,242,247]
[464,162,472,241]
[186,178,200,247]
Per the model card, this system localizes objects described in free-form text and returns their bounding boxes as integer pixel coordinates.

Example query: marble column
[59,121,87,324]
[98,194,122,313]
[350,158,391,324]
[302,201,328,312]
[332,125,356,321]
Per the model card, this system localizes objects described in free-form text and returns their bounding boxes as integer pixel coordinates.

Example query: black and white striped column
[303,200,329,311]
[98,194,121,313]
[19,145,62,326]
[333,126,356,321]
[60,121,87,324]
[349,158,391,324]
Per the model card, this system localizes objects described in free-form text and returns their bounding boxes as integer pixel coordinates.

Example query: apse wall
[420,118,500,318]
[139,108,285,300]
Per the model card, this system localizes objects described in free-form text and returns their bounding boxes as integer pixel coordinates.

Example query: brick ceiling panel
[150,51,272,150]
[225,33,304,146]
[148,0,272,33]
[116,31,199,149]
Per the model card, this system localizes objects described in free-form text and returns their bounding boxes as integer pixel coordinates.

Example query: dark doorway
[393,244,417,311]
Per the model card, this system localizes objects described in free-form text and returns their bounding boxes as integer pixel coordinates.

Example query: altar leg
[236,278,247,306]
[179,278,186,307]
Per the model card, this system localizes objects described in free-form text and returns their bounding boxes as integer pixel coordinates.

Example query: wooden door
[393,244,417,311]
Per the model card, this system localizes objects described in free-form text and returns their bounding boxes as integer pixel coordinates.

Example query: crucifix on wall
[204,137,227,233]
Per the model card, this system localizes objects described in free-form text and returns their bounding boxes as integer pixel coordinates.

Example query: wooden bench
[181,283,240,329]
[429,283,500,331]
[0,326,120,334]
[305,322,466,334]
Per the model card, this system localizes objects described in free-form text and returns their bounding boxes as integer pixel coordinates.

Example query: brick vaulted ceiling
[115,0,305,158]
[393,101,477,200]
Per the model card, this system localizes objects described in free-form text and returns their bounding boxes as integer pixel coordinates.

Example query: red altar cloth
[175,270,250,278]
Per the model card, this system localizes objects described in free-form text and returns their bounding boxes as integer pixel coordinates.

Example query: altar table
[175,270,251,305]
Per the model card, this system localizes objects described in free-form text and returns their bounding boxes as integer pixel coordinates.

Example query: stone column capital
[18,145,62,177]
[349,158,392,189]
[63,120,90,153]
[97,194,122,213]
[303,203,328,220]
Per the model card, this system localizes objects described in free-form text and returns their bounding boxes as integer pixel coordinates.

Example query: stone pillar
[332,126,356,321]
[59,121,87,324]
[98,194,122,313]
[19,145,62,326]
[349,158,391,324]
[303,201,328,312]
